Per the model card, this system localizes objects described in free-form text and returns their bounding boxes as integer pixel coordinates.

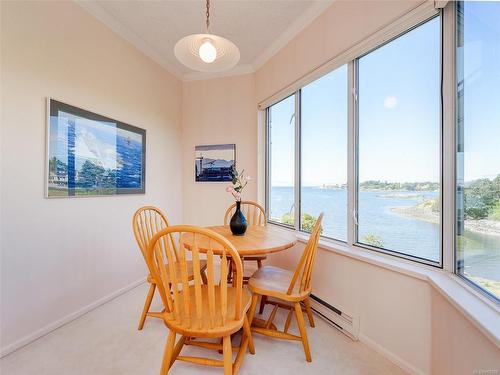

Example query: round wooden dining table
[182,224,297,256]
[182,224,297,283]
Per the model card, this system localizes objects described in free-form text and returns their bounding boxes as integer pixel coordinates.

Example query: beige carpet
[1,283,406,375]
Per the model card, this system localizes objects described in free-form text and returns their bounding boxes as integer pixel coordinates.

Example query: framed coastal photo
[195,144,235,182]
[46,99,146,197]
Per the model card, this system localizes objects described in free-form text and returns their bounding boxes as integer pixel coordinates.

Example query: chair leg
[232,260,239,287]
[223,335,233,375]
[284,309,294,333]
[138,283,156,330]
[248,293,259,326]
[227,259,233,284]
[200,269,208,285]
[243,315,255,354]
[160,330,176,375]
[294,302,311,362]
[170,335,186,367]
[304,297,315,328]
[258,295,267,314]
[257,259,263,268]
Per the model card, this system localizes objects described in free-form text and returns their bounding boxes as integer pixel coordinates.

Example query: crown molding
[251,0,334,71]
[75,0,334,82]
[75,0,184,80]
[182,64,255,82]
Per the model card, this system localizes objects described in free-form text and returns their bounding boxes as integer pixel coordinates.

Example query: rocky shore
[391,205,500,237]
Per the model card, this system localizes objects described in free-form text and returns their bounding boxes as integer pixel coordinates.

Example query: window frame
[265,93,299,230]
[298,66,350,242]
[452,1,500,303]
[265,12,444,265]
[263,1,499,304]
[353,14,444,267]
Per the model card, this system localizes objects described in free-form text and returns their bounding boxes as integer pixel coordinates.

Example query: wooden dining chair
[132,206,207,330]
[247,213,323,362]
[146,225,255,375]
[224,201,267,285]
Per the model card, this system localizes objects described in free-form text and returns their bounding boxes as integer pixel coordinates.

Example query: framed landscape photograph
[195,144,235,182]
[46,99,146,197]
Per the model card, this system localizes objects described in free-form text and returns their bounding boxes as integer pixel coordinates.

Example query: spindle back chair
[247,213,323,362]
[134,206,175,260]
[287,212,323,297]
[132,206,207,330]
[146,225,254,375]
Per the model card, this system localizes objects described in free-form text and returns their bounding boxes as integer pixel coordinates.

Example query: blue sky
[269,6,499,187]
[460,1,500,182]
[358,16,440,184]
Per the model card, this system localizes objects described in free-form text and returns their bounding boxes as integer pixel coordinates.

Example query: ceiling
[77,0,333,81]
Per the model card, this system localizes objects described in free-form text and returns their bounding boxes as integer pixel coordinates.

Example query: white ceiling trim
[183,64,255,82]
[76,0,184,79]
[251,0,334,72]
[76,0,334,82]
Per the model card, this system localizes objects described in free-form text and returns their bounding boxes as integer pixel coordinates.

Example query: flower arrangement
[225,166,251,202]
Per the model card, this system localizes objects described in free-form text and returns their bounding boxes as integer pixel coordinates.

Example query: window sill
[291,230,500,348]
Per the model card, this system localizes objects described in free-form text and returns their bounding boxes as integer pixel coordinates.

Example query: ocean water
[270,186,500,281]
[116,135,143,188]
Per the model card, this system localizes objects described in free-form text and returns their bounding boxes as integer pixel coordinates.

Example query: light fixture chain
[205,0,210,32]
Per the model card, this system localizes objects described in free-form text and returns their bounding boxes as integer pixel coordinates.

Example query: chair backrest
[287,213,323,296]
[132,206,178,262]
[146,225,244,330]
[224,200,267,226]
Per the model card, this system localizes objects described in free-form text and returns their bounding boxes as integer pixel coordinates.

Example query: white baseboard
[0,277,146,358]
[359,333,428,375]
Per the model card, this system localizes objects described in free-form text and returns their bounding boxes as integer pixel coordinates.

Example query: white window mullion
[294,90,301,231]
[442,2,456,272]
[347,61,357,246]
[264,108,270,217]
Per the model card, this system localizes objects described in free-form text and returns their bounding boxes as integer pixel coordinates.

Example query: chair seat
[248,265,306,301]
[147,260,207,284]
[164,286,252,338]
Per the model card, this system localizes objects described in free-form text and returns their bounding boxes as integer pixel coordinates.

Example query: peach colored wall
[431,289,500,374]
[0,1,182,352]
[182,74,257,226]
[256,0,424,103]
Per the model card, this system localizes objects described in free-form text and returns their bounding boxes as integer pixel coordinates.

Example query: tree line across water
[325,176,500,221]
[359,180,439,191]
[462,175,500,220]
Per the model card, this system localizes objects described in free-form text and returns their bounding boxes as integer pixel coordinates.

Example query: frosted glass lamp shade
[174,33,240,73]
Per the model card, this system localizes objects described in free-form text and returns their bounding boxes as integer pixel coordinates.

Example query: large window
[456,1,500,300]
[268,95,296,226]
[301,66,348,240]
[264,1,500,302]
[356,17,441,263]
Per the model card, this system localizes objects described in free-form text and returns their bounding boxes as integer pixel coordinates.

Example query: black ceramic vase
[230,201,247,236]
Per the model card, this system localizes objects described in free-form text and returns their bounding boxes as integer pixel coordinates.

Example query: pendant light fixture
[174,0,240,73]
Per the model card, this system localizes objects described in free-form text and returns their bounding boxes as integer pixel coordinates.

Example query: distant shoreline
[392,205,500,237]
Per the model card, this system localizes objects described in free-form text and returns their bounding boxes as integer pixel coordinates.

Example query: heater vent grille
[309,294,359,341]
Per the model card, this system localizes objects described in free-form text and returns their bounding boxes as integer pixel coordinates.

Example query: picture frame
[46,98,146,197]
[195,144,236,182]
